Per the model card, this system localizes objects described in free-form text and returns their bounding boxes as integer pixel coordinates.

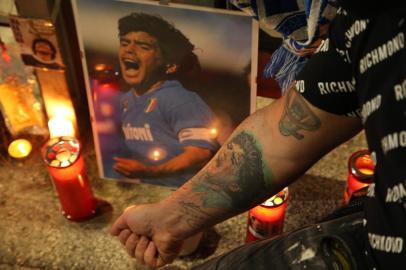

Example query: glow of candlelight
[94,64,107,71]
[8,139,32,159]
[148,148,166,162]
[152,150,160,160]
[48,116,75,138]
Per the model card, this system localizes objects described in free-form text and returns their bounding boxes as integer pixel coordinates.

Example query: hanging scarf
[231,0,337,93]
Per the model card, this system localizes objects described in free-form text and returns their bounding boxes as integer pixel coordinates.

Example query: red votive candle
[246,187,289,243]
[43,137,96,221]
[343,149,374,204]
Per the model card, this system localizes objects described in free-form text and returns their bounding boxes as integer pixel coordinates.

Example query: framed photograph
[73,0,258,187]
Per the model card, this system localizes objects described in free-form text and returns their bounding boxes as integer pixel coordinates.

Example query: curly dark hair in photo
[118,12,200,78]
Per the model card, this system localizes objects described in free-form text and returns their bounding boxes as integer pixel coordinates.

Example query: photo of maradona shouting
[73,0,257,187]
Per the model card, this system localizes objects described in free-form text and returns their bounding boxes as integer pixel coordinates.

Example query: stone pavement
[0,133,366,270]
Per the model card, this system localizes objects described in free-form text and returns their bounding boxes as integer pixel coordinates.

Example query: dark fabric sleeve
[295,17,360,117]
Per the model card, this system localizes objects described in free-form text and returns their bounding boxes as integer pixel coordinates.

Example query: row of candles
[7,118,374,244]
[7,116,75,159]
[245,149,374,243]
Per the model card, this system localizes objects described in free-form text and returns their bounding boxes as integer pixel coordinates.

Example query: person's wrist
[156,198,195,240]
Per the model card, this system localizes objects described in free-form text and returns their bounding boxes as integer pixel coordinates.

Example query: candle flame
[149,148,166,161]
[8,139,32,159]
[94,64,106,71]
[359,168,373,175]
[44,96,77,138]
[152,150,160,161]
[48,116,75,138]
[18,142,29,155]
[356,155,374,176]
[273,197,283,205]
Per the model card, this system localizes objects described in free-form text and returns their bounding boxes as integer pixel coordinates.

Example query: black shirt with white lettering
[296,5,406,269]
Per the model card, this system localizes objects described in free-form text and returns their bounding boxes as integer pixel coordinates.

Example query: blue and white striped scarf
[231,0,337,93]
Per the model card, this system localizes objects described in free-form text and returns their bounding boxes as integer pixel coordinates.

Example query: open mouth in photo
[123,59,139,70]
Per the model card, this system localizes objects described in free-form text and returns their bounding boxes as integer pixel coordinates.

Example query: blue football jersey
[120,80,218,187]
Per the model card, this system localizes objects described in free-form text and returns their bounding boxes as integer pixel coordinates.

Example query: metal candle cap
[261,187,289,208]
[43,136,81,168]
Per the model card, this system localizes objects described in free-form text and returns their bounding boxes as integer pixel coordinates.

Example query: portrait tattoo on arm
[178,132,271,229]
[178,201,216,229]
[279,89,321,140]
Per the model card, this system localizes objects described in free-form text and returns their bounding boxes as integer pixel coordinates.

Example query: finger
[144,241,158,268]
[117,229,132,246]
[113,157,133,164]
[135,236,150,265]
[156,254,177,268]
[125,233,140,257]
[115,169,130,177]
[113,164,130,176]
[110,214,129,236]
[113,162,129,171]
[156,256,166,268]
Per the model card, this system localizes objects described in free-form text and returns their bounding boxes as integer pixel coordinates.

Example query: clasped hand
[110,203,183,268]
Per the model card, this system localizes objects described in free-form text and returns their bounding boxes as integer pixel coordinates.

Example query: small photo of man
[9,16,65,70]
[21,38,64,69]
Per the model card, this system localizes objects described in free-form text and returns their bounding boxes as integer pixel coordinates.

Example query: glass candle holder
[343,149,374,204]
[246,187,289,243]
[42,136,96,221]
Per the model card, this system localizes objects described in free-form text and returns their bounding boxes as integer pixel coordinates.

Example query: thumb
[156,256,167,268]
[155,241,183,268]
[110,206,136,236]
[110,213,129,236]
[156,255,177,268]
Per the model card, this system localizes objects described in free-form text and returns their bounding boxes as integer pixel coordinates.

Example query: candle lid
[43,136,81,168]
[261,187,288,208]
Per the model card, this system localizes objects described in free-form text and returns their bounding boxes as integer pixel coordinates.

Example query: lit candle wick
[17,143,29,155]
[152,150,160,161]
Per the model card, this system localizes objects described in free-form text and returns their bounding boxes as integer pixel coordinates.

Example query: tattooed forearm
[279,89,321,140]
[187,132,270,215]
[190,180,234,209]
[179,201,215,229]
